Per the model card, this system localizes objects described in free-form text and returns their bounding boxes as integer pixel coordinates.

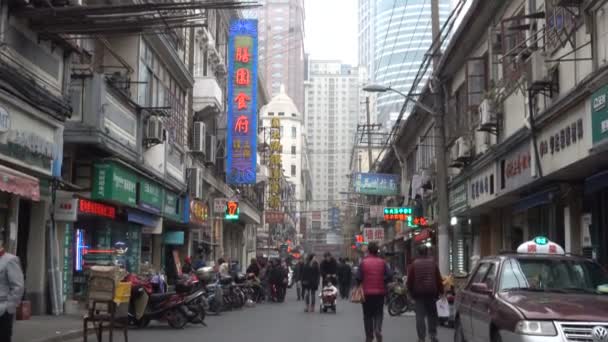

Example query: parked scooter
[125,273,198,329]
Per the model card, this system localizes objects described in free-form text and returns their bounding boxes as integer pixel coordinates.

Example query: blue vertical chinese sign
[226,19,258,184]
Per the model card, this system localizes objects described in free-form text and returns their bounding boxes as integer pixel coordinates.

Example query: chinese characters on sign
[539,118,584,157]
[226,19,258,184]
[383,207,413,222]
[268,117,282,210]
[363,227,384,243]
[505,152,531,179]
[353,173,400,196]
[383,207,427,228]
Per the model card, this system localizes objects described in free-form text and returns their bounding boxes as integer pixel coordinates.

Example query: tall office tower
[359,0,451,131]
[305,60,366,231]
[256,0,306,113]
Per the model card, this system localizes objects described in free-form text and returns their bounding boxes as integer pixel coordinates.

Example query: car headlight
[515,321,557,336]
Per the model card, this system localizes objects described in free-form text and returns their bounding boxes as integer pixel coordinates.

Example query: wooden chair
[83,277,129,342]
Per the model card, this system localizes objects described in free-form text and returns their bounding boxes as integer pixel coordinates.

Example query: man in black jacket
[320,252,338,286]
[337,258,352,299]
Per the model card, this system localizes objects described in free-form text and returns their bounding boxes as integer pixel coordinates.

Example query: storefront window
[72,219,141,298]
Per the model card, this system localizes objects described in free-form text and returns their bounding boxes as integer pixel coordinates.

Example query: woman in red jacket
[356,243,392,342]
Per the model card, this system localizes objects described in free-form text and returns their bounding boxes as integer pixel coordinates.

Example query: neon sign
[225,200,240,220]
[383,207,412,222]
[226,19,258,184]
[79,198,116,219]
[268,117,282,209]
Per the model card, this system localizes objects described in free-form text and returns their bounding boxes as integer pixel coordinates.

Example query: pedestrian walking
[293,258,304,301]
[356,243,392,342]
[320,252,337,286]
[337,258,352,299]
[301,254,320,312]
[0,241,25,342]
[407,245,444,342]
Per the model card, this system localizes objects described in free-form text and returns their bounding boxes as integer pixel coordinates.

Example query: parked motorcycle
[125,273,201,329]
[387,279,414,316]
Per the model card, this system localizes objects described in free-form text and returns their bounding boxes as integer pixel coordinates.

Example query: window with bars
[501,10,528,82]
[139,40,187,146]
[466,56,488,126]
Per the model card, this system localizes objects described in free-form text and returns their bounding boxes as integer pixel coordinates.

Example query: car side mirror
[470,282,492,295]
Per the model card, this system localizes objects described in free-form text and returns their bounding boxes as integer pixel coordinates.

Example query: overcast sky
[304,0,359,65]
[304,0,462,66]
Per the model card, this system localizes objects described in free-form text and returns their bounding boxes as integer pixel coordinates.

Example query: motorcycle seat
[149,292,176,303]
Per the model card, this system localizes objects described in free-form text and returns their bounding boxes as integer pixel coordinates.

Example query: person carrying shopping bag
[355,243,392,342]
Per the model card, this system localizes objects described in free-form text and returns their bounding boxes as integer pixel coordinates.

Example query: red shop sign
[79,198,116,219]
[414,228,431,243]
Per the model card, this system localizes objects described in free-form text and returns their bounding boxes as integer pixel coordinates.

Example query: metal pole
[365,97,373,171]
[431,0,450,275]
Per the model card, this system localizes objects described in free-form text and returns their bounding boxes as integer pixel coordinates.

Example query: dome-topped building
[260,85,312,243]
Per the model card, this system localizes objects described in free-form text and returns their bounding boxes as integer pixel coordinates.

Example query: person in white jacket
[0,239,24,342]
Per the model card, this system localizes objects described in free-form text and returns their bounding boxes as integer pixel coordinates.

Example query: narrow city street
[68,290,451,342]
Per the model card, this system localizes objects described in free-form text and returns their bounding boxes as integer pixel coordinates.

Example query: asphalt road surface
[71,289,453,342]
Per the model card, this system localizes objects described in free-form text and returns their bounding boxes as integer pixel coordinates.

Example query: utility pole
[431,0,450,276]
[365,97,373,171]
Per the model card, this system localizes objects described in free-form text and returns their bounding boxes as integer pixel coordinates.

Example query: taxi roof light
[517,237,565,255]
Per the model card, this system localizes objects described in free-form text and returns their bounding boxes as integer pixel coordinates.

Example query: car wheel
[454,318,466,342]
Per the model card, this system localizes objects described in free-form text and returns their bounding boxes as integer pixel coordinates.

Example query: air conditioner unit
[449,142,462,168]
[144,116,164,146]
[456,137,471,161]
[479,99,497,129]
[205,135,217,165]
[187,167,203,199]
[193,122,206,152]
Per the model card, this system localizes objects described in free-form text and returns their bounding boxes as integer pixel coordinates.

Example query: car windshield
[499,258,608,294]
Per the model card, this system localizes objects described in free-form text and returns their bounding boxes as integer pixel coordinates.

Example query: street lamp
[363,84,435,116]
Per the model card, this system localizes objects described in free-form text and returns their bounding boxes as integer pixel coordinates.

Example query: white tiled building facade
[305,60,366,230]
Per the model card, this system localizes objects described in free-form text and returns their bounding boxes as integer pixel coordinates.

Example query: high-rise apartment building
[305,60,366,230]
[358,0,451,131]
[256,0,305,113]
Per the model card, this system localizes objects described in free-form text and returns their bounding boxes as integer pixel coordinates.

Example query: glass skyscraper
[359,0,451,131]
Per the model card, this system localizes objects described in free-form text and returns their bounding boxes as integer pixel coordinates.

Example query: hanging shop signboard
[213,197,228,214]
[92,163,137,206]
[267,117,282,209]
[54,194,78,222]
[190,199,209,225]
[138,178,163,213]
[226,19,258,185]
[363,227,385,243]
[353,173,400,196]
[225,200,240,220]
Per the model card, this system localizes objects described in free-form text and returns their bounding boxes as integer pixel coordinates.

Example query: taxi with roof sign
[454,236,608,342]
